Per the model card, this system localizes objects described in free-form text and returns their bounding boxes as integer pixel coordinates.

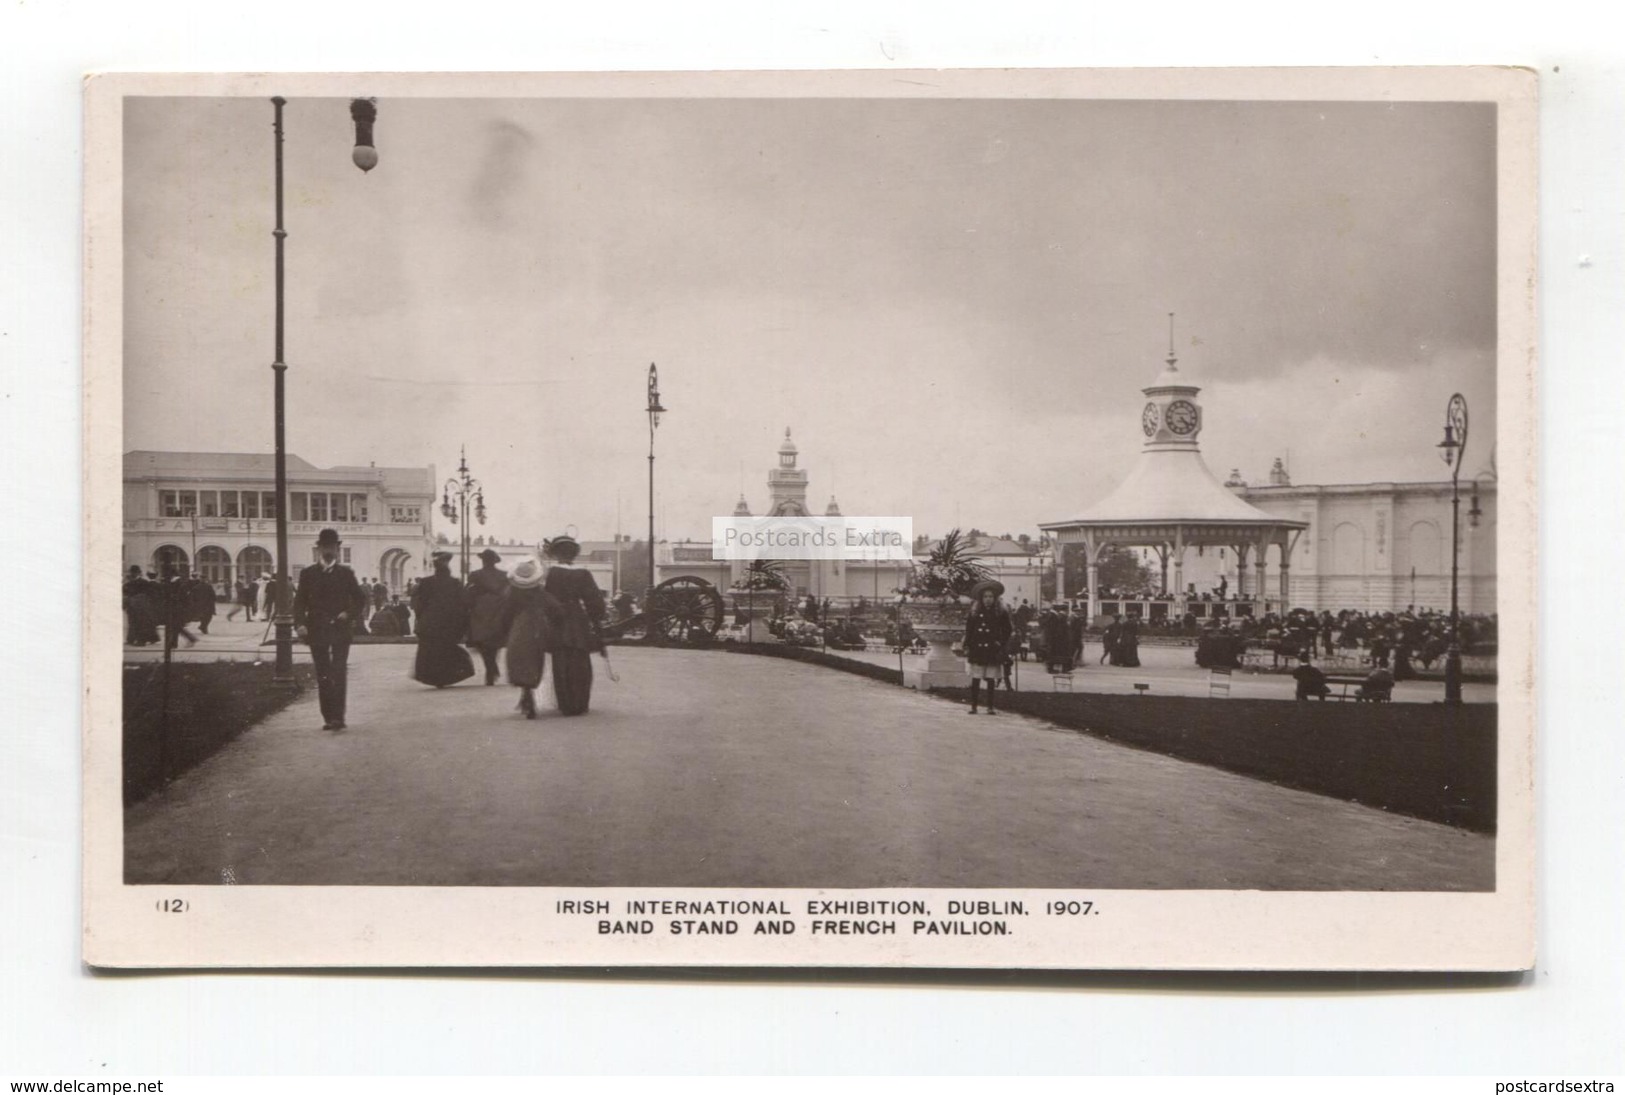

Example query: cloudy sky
[124,95,1497,544]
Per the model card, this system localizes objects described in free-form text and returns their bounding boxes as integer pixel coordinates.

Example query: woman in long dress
[541,535,607,716]
[410,551,475,687]
[123,565,160,645]
[464,548,510,685]
[499,557,557,719]
[1115,614,1142,668]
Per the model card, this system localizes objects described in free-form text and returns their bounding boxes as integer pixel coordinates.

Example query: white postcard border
[83,65,1538,970]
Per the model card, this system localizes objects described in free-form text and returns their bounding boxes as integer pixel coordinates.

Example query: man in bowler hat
[293,528,367,730]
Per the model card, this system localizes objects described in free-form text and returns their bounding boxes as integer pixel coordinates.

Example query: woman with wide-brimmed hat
[498,556,559,719]
[541,534,608,716]
[962,579,1012,715]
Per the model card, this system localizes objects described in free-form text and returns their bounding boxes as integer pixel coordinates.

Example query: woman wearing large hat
[497,556,559,719]
[540,534,608,716]
[961,579,1012,715]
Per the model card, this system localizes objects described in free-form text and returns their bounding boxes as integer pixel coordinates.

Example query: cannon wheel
[645,576,725,644]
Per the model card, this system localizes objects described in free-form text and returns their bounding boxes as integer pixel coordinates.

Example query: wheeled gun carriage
[599,575,727,644]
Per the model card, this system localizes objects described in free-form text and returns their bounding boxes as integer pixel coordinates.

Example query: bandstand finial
[1166,312,1178,370]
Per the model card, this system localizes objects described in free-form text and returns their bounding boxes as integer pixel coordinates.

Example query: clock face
[1141,403,1160,437]
[1165,399,1199,436]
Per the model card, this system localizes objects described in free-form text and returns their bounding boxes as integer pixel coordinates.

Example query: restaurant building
[122,451,437,594]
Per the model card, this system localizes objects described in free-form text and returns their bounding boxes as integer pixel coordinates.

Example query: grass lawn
[122,660,316,805]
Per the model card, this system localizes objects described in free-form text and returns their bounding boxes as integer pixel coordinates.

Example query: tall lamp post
[1436,393,1468,704]
[269,95,379,684]
[440,446,487,582]
[646,364,667,596]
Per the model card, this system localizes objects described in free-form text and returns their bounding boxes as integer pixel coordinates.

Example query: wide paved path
[125,645,1493,889]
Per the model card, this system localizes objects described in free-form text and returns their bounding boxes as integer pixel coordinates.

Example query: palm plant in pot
[730,558,790,642]
[898,529,992,651]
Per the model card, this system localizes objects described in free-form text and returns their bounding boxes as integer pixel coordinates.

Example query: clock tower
[1138,315,1203,451]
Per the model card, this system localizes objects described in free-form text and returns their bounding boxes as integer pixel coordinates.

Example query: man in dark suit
[1068,604,1087,667]
[293,528,367,730]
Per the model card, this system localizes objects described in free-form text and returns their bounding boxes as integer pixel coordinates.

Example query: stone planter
[898,597,971,690]
[728,587,786,615]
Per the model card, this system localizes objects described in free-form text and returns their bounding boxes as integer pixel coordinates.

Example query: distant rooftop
[123,451,434,496]
[922,535,1037,557]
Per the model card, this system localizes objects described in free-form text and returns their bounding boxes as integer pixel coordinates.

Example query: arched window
[237,545,273,582]
[196,546,232,593]
[1406,521,1443,576]
[152,545,188,578]
[379,548,411,593]
[1330,523,1365,575]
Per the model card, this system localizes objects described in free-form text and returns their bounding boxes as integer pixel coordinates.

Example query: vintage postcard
[83,67,1537,969]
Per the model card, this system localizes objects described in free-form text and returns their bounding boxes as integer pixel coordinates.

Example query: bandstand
[1040,341,1308,625]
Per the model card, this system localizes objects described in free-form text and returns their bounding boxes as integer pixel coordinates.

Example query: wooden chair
[1052,673,1073,692]
[1209,667,1233,698]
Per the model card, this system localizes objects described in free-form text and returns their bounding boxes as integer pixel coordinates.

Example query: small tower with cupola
[767,428,810,517]
[1138,313,1204,451]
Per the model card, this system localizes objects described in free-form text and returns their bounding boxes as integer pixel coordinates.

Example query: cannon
[601,575,726,645]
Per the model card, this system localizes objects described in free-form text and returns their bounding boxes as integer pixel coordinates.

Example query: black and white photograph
[83,68,1536,969]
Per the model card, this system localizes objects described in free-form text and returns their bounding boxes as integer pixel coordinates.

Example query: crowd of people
[397,540,611,723]
[721,587,1496,707]
[126,531,614,731]
[1191,606,1498,677]
[123,565,283,649]
[123,564,420,647]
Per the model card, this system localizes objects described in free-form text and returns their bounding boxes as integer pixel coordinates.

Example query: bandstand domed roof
[1041,343,1305,538]
[1064,446,1287,525]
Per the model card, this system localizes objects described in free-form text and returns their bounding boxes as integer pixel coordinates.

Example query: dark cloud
[465,118,538,229]
[124,96,1497,542]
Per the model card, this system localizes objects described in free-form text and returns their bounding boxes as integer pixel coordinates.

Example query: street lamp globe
[1437,424,1460,467]
[349,98,378,174]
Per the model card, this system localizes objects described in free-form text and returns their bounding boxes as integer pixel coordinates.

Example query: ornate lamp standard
[646,364,667,595]
[440,446,487,582]
[1435,393,1469,704]
[269,95,378,684]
